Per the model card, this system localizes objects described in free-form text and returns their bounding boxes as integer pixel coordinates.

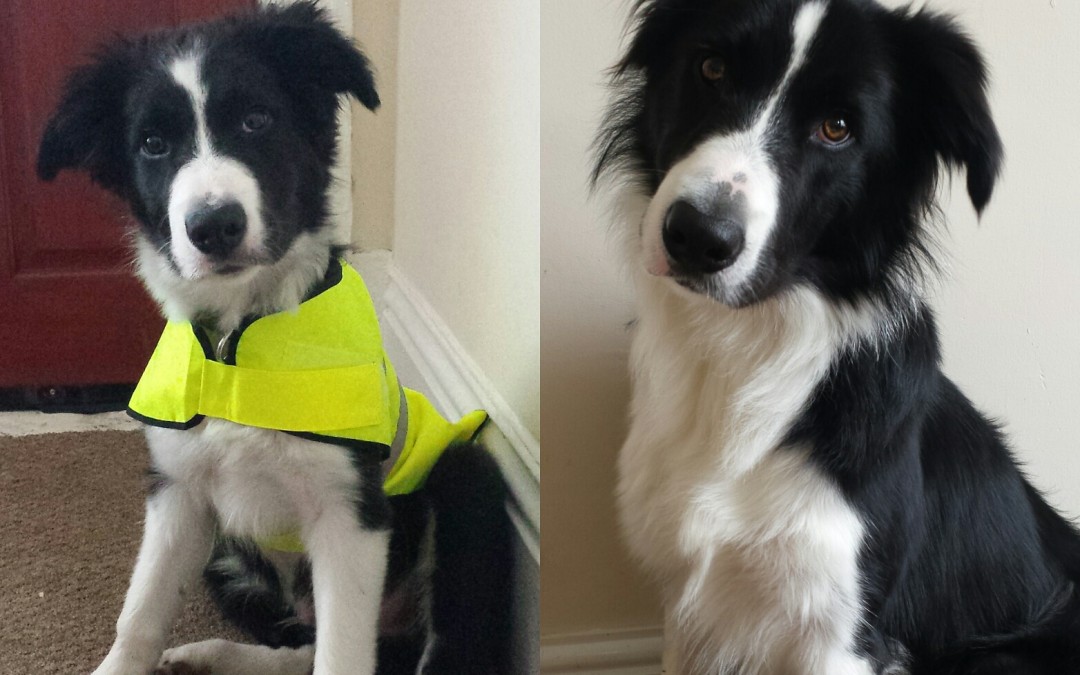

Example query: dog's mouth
[192,251,273,279]
[212,263,247,276]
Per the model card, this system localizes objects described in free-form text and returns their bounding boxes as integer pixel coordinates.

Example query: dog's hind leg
[155,640,314,675]
[202,537,316,649]
[419,443,515,674]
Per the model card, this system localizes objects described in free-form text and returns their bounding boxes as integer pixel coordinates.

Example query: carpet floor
[0,430,247,674]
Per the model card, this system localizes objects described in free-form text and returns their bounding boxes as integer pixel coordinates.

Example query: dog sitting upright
[595,0,1080,673]
[37,4,512,674]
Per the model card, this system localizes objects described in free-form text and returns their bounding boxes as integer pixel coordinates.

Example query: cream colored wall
[392,0,540,440]
[540,0,661,639]
[350,0,398,250]
[540,0,1080,641]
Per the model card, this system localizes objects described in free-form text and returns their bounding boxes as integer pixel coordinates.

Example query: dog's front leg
[305,481,390,675]
[94,482,214,675]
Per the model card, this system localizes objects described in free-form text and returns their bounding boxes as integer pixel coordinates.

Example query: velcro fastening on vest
[199,360,387,432]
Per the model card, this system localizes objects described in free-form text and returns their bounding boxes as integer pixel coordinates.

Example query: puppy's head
[37,1,378,282]
[596,0,1002,307]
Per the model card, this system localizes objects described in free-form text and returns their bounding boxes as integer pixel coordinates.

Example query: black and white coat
[597,1,1080,673]
[37,5,511,675]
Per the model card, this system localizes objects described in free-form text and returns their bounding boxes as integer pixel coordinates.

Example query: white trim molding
[541,628,664,675]
[378,262,540,562]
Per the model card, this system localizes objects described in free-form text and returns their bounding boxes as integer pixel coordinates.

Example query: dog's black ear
[246,1,380,111]
[619,0,690,74]
[891,11,1003,215]
[37,45,135,190]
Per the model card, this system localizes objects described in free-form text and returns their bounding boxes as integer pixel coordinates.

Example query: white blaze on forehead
[165,52,267,280]
[169,54,211,156]
[641,1,829,301]
[752,0,829,136]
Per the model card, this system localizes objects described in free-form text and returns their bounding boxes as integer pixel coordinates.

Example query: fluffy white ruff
[134,225,338,333]
[620,261,884,674]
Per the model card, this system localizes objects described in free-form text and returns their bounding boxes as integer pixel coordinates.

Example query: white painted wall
[393,0,540,441]
[540,0,1080,648]
[351,0,398,251]
[540,0,660,640]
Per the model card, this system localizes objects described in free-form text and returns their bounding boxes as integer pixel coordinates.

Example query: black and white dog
[37,4,510,674]
[595,0,1080,673]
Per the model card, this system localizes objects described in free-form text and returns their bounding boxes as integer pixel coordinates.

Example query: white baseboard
[374,259,540,562]
[541,628,664,675]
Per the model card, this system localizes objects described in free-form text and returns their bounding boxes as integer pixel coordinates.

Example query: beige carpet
[0,430,246,674]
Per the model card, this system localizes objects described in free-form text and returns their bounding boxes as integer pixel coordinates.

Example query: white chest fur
[617,276,878,675]
[146,420,358,542]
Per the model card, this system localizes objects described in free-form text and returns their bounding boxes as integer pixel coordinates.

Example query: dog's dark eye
[700,56,727,82]
[816,116,852,145]
[242,110,272,134]
[141,135,169,157]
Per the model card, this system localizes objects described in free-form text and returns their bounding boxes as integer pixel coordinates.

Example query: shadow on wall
[540,298,661,636]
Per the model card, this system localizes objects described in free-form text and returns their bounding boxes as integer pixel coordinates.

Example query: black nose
[662,200,745,275]
[186,202,247,257]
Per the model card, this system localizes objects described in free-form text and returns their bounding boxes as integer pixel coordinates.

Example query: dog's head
[596,0,1002,307]
[37,1,377,283]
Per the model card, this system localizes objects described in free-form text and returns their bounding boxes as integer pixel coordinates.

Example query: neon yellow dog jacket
[127,259,487,549]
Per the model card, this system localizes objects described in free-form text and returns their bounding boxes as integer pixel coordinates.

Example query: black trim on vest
[284,431,391,462]
[126,406,205,430]
[304,257,344,302]
[191,325,215,360]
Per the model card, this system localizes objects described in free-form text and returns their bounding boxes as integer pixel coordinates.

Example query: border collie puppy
[37,4,511,674]
[595,1,1080,673]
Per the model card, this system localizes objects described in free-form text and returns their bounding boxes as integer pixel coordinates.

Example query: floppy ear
[37,45,135,191]
[619,0,693,74]
[892,11,1003,215]
[243,1,380,112]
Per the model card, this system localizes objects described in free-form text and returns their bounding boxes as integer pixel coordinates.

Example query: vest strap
[199,360,387,432]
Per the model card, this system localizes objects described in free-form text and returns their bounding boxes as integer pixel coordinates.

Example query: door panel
[0,0,255,388]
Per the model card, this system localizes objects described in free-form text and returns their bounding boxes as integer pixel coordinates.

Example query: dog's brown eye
[701,56,727,82]
[141,135,169,157]
[817,116,851,145]
[242,110,272,134]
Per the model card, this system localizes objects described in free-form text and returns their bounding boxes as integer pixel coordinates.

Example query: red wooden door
[0,0,254,389]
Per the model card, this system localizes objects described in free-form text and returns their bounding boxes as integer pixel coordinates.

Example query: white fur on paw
[156,640,315,675]
[156,639,233,673]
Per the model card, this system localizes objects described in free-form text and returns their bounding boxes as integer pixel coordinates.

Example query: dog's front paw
[154,640,228,675]
[154,662,211,675]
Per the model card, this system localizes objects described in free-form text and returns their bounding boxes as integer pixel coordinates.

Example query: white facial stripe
[169,55,211,157]
[166,53,267,279]
[642,1,829,302]
[753,1,829,136]
[168,156,265,278]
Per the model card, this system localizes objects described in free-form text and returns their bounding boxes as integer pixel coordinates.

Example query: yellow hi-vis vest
[127,258,488,511]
